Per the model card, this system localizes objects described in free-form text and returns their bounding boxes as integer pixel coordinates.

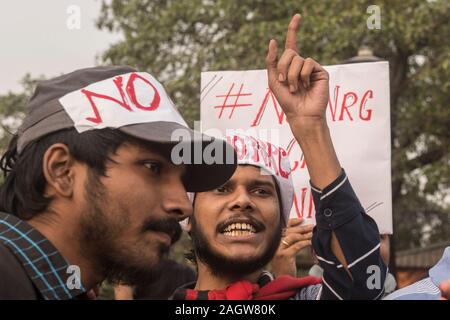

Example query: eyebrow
[136,143,174,163]
[225,178,276,189]
[137,147,167,162]
[136,143,187,173]
[248,179,276,189]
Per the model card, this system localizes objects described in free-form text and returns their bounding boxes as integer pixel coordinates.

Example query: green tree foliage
[0,74,46,150]
[97,0,450,253]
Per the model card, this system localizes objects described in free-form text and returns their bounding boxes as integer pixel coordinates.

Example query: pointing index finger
[285,14,301,52]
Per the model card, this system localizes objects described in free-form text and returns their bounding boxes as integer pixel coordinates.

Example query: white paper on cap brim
[59,72,188,132]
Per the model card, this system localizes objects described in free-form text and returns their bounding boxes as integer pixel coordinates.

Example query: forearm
[288,118,350,272]
[330,230,351,278]
[288,118,341,189]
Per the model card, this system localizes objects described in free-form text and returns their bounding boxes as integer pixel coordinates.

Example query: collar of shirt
[0,212,87,300]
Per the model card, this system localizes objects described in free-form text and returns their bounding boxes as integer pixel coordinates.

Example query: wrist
[287,116,341,189]
[287,116,329,141]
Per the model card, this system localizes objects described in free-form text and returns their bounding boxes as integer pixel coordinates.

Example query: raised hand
[265,14,341,190]
[266,14,330,124]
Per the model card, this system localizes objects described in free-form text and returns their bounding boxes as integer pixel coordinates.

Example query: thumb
[266,39,278,84]
[288,218,303,227]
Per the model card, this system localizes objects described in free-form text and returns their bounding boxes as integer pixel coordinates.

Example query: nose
[162,176,193,221]
[227,187,255,212]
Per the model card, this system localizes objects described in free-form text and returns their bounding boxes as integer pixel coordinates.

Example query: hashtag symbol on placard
[213,83,252,119]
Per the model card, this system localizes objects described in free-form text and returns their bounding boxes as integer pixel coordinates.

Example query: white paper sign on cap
[59,72,187,132]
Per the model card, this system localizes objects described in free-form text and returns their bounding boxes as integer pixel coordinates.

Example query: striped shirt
[311,169,387,299]
[0,212,87,300]
[384,247,449,300]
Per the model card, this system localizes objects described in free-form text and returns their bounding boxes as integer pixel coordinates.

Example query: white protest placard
[200,61,392,234]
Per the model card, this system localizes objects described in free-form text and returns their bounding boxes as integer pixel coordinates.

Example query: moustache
[142,217,182,245]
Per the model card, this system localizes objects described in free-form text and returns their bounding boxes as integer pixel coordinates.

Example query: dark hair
[0,128,133,220]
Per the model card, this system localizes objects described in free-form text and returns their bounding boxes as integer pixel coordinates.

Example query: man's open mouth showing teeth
[222,223,256,236]
[218,219,263,237]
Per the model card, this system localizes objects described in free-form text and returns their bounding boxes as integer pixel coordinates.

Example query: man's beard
[78,170,182,286]
[190,215,282,279]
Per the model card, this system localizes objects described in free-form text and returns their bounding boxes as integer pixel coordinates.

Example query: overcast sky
[0,0,121,94]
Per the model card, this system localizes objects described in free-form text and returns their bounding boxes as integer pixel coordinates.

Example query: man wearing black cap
[0,66,236,299]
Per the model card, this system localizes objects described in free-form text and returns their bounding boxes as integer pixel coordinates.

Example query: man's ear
[42,143,76,198]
